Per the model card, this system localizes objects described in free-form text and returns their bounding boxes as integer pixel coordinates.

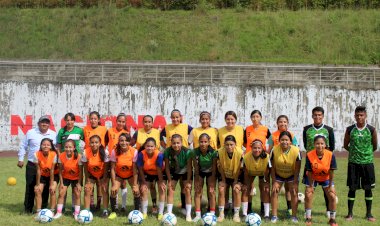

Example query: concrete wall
[1,81,379,151]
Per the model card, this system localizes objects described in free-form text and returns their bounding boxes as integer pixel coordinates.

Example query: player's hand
[140,183,148,193]
[76,183,82,192]
[17,161,24,168]
[132,184,139,195]
[159,181,166,191]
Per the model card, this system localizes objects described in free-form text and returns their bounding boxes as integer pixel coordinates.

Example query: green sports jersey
[347,124,375,164]
[304,125,330,152]
[194,148,217,173]
[57,126,84,153]
[164,147,194,174]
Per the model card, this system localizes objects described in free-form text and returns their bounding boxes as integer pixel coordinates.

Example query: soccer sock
[365,189,373,216]
[330,210,336,219]
[110,197,117,212]
[57,204,63,214]
[287,200,292,210]
[324,190,329,211]
[121,188,127,208]
[305,208,312,218]
[167,204,173,214]
[74,205,80,215]
[242,202,248,216]
[115,192,119,209]
[247,201,252,213]
[218,206,224,215]
[158,202,165,215]
[195,210,201,217]
[264,203,270,217]
[152,198,157,207]
[96,196,102,208]
[347,190,356,215]
[142,200,149,214]
[90,195,94,206]
[133,197,140,210]
[186,204,192,217]
[210,208,215,215]
[260,201,264,214]
[234,207,240,215]
[181,193,186,209]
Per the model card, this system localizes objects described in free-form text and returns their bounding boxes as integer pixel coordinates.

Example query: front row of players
[33,130,346,225]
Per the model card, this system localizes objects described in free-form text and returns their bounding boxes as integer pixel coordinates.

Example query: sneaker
[157,214,163,221]
[186,215,192,222]
[108,212,117,220]
[53,213,62,219]
[217,214,225,222]
[233,214,241,223]
[152,206,158,214]
[271,216,278,223]
[181,208,186,216]
[291,216,299,223]
[193,216,202,223]
[102,210,109,218]
[74,213,79,221]
[143,213,147,220]
[367,215,376,222]
[264,216,270,222]
[305,218,312,226]
[345,215,353,221]
[329,218,338,226]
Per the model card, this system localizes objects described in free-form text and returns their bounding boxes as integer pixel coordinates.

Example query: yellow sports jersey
[244,154,270,177]
[218,125,244,148]
[165,123,189,148]
[136,128,160,150]
[271,145,300,178]
[217,147,243,179]
[191,127,218,150]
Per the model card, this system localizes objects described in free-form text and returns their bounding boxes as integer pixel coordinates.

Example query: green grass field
[0,8,379,65]
[0,156,379,225]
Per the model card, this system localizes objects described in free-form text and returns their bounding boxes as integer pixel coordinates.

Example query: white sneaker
[53,213,62,219]
[186,215,192,222]
[193,216,202,223]
[181,208,187,216]
[233,214,241,223]
[217,214,225,222]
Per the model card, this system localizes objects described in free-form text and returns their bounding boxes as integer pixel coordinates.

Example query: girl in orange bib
[33,138,59,218]
[54,139,82,220]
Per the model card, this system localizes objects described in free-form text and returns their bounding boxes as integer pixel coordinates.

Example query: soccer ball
[245,213,261,226]
[161,213,177,226]
[202,212,217,226]
[7,177,17,186]
[77,209,93,224]
[128,210,144,224]
[298,192,305,203]
[37,209,53,223]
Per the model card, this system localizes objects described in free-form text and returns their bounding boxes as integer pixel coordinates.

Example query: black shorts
[63,178,79,187]
[88,173,103,181]
[145,174,159,183]
[199,171,213,179]
[171,172,191,181]
[347,162,375,190]
[218,172,243,184]
[116,174,133,181]
[40,174,59,185]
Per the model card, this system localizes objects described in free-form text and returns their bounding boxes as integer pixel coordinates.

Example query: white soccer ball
[245,213,261,226]
[77,209,93,224]
[37,209,53,223]
[128,210,144,224]
[298,192,305,203]
[161,213,177,226]
[202,212,217,226]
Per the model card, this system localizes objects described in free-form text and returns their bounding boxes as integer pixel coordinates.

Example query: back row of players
[18,106,377,225]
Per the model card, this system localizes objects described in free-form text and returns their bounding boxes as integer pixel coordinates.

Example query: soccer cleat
[286,209,292,218]
[120,207,126,213]
[233,214,241,223]
[264,216,270,222]
[157,214,163,221]
[305,217,312,226]
[102,210,109,218]
[143,213,147,219]
[291,216,299,223]
[271,216,278,223]
[217,214,225,222]
[366,215,376,222]
[186,215,192,222]
[53,213,62,219]
[329,218,338,226]
[193,216,202,223]
[74,213,79,221]
[345,215,353,221]
[108,212,117,220]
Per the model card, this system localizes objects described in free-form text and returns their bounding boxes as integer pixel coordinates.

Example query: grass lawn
[0,156,379,225]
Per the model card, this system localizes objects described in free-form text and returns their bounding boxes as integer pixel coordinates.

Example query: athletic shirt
[217,147,243,179]
[110,146,138,178]
[57,126,84,153]
[303,124,334,152]
[164,147,194,174]
[191,127,218,150]
[162,123,192,148]
[245,125,271,152]
[305,149,337,182]
[194,147,217,173]
[271,145,301,178]
[34,151,57,177]
[83,125,108,148]
[267,130,298,147]
[134,128,161,150]
[82,148,109,179]
[243,153,271,177]
[218,125,244,148]
[346,124,375,164]
[136,149,164,175]
[59,152,82,180]
[107,127,129,155]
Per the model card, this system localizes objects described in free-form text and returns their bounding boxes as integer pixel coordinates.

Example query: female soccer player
[217,135,244,223]
[33,138,59,218]
[164,134,194,222]
[81,135,110,217]
[54,140,82,220]
[137,138,166,220]
[189,111,218,149]
[57,112,84,153]
[218,111,244,148]
[304,135,337,226]
[242,140,271,221]
[270,131,301,223]
[193,133,217,223]
[109,133,140,219]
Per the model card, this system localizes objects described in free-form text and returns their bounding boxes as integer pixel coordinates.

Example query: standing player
[344,106,377,222]
[303,106,335,218]
[189,111,218,150]
[57,113,84,153]
[218,111,244,149]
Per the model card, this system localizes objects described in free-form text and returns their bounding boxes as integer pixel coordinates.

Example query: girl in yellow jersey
[106,113,129,212]
[242,140,271,221]
[270,131,301,223]
[189,111,218,150]
[217,135,244,223]
[160,109,193,212]
[218,111,244,148]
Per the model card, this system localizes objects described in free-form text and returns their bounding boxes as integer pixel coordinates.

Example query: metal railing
[0,61,379,89]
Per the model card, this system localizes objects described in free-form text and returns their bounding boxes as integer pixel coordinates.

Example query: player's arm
[302,127,307,150]
[294,152,302,184]
[372,128,378,152]
[343,128,350,151]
